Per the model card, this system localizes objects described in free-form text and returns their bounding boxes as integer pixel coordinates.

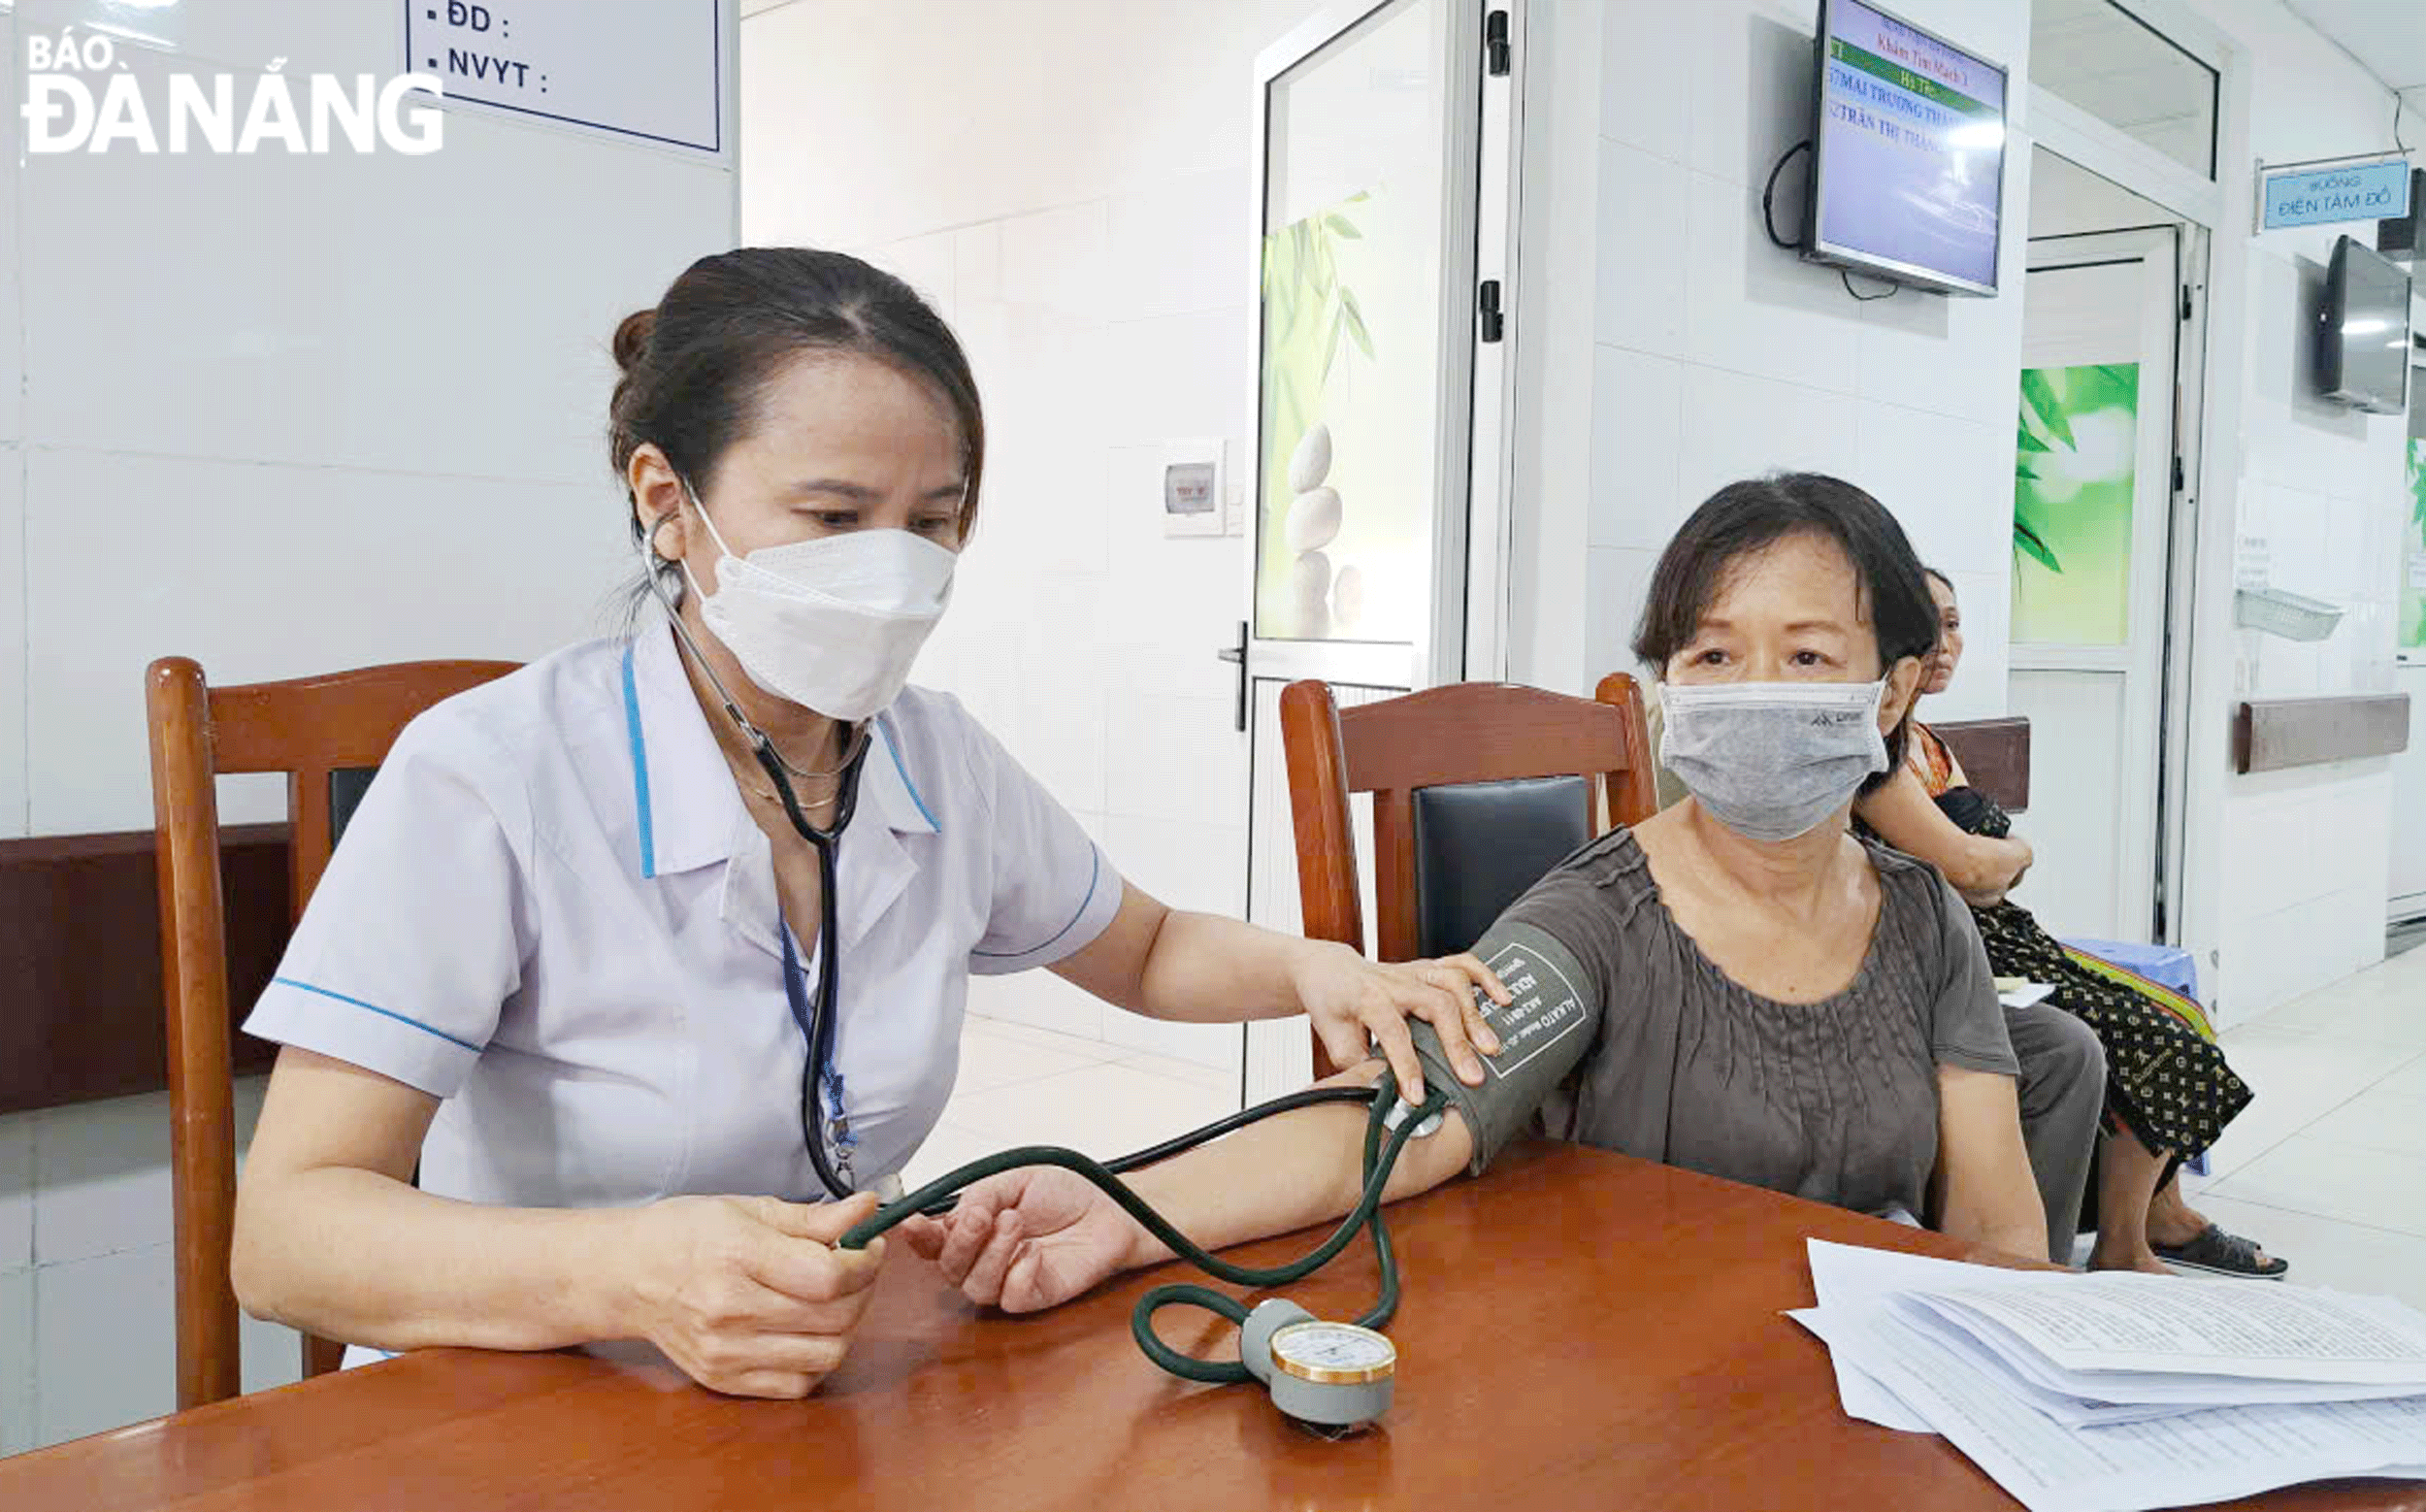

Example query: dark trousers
[2005,1001,2107,1265]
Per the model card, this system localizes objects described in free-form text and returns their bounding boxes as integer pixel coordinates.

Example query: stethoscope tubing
[841,1080,1450,1384]
[758,734,867,1205]
[650,571,1438,1384]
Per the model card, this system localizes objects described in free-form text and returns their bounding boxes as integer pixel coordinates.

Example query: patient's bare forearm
[1115,1066,1475,1268]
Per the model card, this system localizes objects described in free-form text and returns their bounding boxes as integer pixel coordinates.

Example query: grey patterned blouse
[1460,827,2016,1221]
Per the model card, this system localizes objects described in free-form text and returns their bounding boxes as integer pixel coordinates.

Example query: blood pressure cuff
[1402,919,1600,1176]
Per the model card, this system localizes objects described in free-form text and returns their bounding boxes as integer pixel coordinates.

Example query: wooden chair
[1279,674,1659,1074]
[146,655,519,1409]
[1930,716,2031,813]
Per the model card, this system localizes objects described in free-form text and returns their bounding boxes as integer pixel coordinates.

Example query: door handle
[1216,620,1247,733]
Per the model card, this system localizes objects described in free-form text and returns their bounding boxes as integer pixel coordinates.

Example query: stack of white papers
[1790,1239,2426,1512]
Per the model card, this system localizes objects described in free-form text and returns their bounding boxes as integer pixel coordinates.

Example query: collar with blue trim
[621,620,937,880]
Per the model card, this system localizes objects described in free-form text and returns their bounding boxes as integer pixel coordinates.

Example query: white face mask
[675,486,957,721]
[1657,679,1890,842]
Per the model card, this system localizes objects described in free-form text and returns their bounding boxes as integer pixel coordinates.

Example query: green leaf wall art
[2402,438,2426,651]
[2012,362,2141,645]
[1259,189,1376,640]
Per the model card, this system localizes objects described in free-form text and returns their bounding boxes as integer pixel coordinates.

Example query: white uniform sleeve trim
[967,842,1123,975]
[246,976,484,1098]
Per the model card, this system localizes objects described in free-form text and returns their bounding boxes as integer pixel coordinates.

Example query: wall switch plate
[1162,440,1225,538]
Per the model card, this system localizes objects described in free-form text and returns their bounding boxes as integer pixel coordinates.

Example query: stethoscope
[640,515,873,1204]
[638,509,1449,1429]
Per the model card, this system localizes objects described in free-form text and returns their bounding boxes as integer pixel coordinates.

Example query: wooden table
[4,1142,2418,1511]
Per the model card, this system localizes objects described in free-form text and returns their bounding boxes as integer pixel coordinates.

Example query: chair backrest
[1279,675,1657,1074]
[1929,716,2031,813]
[146,655,519,1409]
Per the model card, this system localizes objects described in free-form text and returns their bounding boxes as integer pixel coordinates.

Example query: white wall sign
[2257,157,2410,232]
[405,0,724,155]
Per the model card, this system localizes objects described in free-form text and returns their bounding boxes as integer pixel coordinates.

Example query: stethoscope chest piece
[1241,1299,1397,1434]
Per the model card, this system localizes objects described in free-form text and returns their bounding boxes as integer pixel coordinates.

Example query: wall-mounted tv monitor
[2316,234,2411,414]
[1805,0,2008,297]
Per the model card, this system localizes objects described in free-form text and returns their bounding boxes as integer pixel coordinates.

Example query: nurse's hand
[899,1169,1142,1314]
[1293,942,1510,1104]
[623,1192,888,1398]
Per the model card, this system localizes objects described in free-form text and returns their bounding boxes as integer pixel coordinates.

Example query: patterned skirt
[1972,900,2251,1161]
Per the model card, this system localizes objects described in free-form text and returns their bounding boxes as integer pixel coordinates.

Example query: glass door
[1234,0,1500,1101]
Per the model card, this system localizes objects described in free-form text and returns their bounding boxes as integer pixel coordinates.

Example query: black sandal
[2153,1223,2288,1279]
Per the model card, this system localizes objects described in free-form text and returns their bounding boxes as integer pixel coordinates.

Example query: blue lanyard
[778,922,856,1180]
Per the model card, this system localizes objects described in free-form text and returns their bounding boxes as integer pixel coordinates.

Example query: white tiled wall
[0,1114,30,1279]
[0,0,738,1454]
[0,450,23,837]
[1569,0,2410,1017]
[1578,0,2030,725]
[0,1081,292,1454]
[741,0,1311,1069]
[2180,0,2411,1019]
[24,450,635,834]
[1,1,737,840]
[1,4,23,843]
[2214,761,2401,1016]
[0,14,17,458]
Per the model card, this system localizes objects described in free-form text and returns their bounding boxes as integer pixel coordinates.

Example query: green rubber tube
[838,1082,1449,1383]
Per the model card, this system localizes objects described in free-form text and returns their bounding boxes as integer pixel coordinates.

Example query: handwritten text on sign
[403,0,722,155]
[2261,160,2410,231]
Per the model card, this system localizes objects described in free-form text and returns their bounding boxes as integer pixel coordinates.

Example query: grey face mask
[1658,680,1890,842]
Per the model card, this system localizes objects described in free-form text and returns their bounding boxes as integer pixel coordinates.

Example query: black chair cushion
[329,767,377,848]
[1411,774,1592,958]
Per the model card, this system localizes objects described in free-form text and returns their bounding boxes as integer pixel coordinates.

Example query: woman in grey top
[903,476,2049,1309]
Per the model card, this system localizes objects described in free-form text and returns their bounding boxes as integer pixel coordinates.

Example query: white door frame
[2017,226,2184,939]
[2020,0,2235,947]
[1462,2,1524,682]
[1235,0,1516,1102]
[2025,90,2220,233]
[2023,0,2230,221]
[1239,0,1491,693]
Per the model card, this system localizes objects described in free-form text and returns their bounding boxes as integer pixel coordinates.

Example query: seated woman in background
[1853,568,2282,1279]
[902,475,2057,1310]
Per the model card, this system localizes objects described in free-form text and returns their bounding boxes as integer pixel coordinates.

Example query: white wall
[0,0,737,1452]
[1517,0,2031,724]
[1519,0,2409,1019]
[740,0,1314,1068]
[2178,0,2410,1019]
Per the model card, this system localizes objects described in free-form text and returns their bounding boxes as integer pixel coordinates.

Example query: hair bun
[612,308,658,374]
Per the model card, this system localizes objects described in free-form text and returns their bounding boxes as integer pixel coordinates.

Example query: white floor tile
[940,1064,1234,1163]
[900,1123,1009,1194]
[2301,1088,2426,1161]
[2374,1052,2426,1099]
[1096,1011,1247,1074]
[962,1015,1121,1063]
[2187,1194,2426,1316]
[2244,967,2426,1048]
[951,1027,1099,1096]
[965,970,1105,1042]
[2198,1027,2410,1180]
[2206,1134,2426,1238]
[1112,1049,1241,1096]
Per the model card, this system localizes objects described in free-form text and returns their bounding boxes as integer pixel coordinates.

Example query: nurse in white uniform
[232,247,1506,1399]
